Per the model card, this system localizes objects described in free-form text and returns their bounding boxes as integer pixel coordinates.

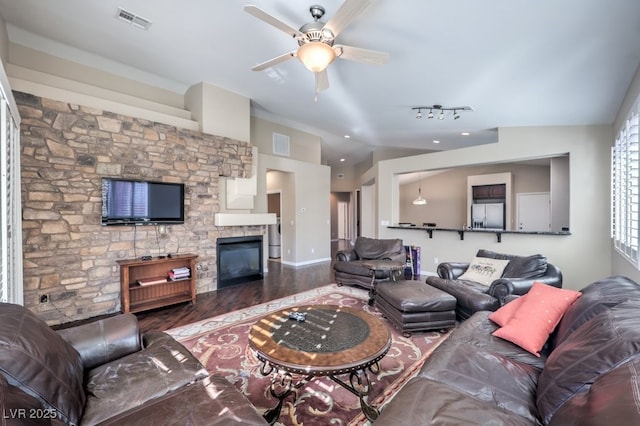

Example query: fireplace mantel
[214,213,277,227]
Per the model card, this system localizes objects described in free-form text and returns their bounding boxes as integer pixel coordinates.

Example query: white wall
[375,126,612,290]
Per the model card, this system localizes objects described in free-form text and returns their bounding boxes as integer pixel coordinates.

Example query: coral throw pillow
[458,257,510,286]
[491,282,581,356]
[488,295,526,327]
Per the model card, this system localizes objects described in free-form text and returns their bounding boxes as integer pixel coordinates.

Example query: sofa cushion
[488,294,525,326]
[353,236,403,260]
[95,376,267,426]
[551,275,640,350]
[81,332,208,425]
[536,301,640,424]
[458,256,510,285]
[0,303,85,425]
[476,249,547,279]
[374,377,535,426]
[417,330,542,422]
[491,283,581,356]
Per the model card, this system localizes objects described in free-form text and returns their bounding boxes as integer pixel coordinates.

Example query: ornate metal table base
[258,360,382,424]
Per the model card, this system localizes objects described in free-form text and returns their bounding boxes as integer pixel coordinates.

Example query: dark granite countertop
[387,225,571,242]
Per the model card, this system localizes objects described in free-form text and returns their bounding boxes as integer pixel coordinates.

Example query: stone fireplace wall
[16,91,262,325]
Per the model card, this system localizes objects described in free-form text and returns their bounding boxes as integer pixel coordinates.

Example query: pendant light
[413,173,427,205]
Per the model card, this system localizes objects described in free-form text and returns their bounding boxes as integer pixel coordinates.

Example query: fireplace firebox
[216,236,263,288]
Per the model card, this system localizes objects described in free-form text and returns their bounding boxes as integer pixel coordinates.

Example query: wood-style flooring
[134,240,349,334]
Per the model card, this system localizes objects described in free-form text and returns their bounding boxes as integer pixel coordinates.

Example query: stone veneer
[16,91,262,325]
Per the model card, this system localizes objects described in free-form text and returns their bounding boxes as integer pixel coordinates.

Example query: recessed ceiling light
[340,158,345,162]
[433,140,440,144]
[461,132,470,136]
[344,135,351,139]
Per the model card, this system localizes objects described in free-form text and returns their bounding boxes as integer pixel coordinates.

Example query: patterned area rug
[167,284,451,426]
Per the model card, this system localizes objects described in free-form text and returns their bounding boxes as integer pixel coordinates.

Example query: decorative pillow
[492,282,582,357]
[488,294,526,326]
[458,256,510,286]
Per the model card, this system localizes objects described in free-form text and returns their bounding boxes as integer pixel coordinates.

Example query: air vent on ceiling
[273,133,290,157]
[116,7,152,30]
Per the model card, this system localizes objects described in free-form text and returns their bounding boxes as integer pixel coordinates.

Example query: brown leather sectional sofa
[374,275,640,425]
[0,304,267,425]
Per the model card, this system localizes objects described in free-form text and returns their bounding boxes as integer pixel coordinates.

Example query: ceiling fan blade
[251,51,297,71]
[315,70,330,94]
[244,5,305,39]
[334,44,389,65]
[324,0,372,36]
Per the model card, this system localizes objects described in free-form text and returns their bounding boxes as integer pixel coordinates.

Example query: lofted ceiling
[0,0,639,167]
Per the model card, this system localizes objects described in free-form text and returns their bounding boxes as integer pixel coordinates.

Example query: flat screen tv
[101,178,185,225]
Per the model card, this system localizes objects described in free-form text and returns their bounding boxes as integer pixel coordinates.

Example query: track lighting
[411,104,473,120]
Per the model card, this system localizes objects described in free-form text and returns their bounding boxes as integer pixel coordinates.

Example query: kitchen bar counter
[387,225,571,243]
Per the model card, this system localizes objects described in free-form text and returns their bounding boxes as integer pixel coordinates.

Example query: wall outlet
[39,294,49,303]
[433,257,439,265]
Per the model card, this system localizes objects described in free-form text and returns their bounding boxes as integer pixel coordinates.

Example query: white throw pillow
[458,257,510,286]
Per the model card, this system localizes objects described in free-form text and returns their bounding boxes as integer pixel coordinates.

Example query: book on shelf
[137,276,168,286]
[168,267,191,280]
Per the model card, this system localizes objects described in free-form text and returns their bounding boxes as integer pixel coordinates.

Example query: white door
[517,192,551,231]
[337,201,349,239]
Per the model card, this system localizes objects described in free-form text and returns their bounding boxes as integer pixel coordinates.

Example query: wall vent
[273,132,290,157]
[116,7,152,30]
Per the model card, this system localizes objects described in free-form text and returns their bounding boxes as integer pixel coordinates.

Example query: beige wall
[377,125,612,291]
[260,154,331,265]
[251,116,322,164]
[0,16,8,67]
[185,82,250,142]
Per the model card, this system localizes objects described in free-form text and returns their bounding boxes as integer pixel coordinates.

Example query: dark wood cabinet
[117,254,197,313]
[473,184,506,200]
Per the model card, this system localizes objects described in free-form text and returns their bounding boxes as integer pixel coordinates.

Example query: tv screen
[101,178,185,225]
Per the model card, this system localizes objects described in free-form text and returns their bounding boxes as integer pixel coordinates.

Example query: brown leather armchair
[334,236,406,289]
[426,249,562,320]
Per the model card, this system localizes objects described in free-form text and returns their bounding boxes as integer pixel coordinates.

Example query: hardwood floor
[134,240,349,334]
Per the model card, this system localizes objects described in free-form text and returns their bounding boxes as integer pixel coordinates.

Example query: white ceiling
[1,0,639,167]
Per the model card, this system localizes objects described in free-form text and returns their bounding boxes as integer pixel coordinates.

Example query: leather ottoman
[375,280,457,336]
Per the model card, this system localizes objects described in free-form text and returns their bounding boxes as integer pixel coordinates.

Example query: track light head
[427,109,434,119]
[416,109,422,119]
[438,111,445,120]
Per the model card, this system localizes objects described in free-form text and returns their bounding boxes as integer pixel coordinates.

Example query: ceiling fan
[244,0,389,96]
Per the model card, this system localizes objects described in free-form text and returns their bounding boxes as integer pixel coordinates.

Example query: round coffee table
[248,304,391,424]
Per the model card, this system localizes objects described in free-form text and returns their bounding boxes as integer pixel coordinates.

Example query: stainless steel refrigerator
[471,203,505,230]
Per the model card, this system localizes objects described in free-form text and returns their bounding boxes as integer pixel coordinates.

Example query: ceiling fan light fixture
[297,41,336,73]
